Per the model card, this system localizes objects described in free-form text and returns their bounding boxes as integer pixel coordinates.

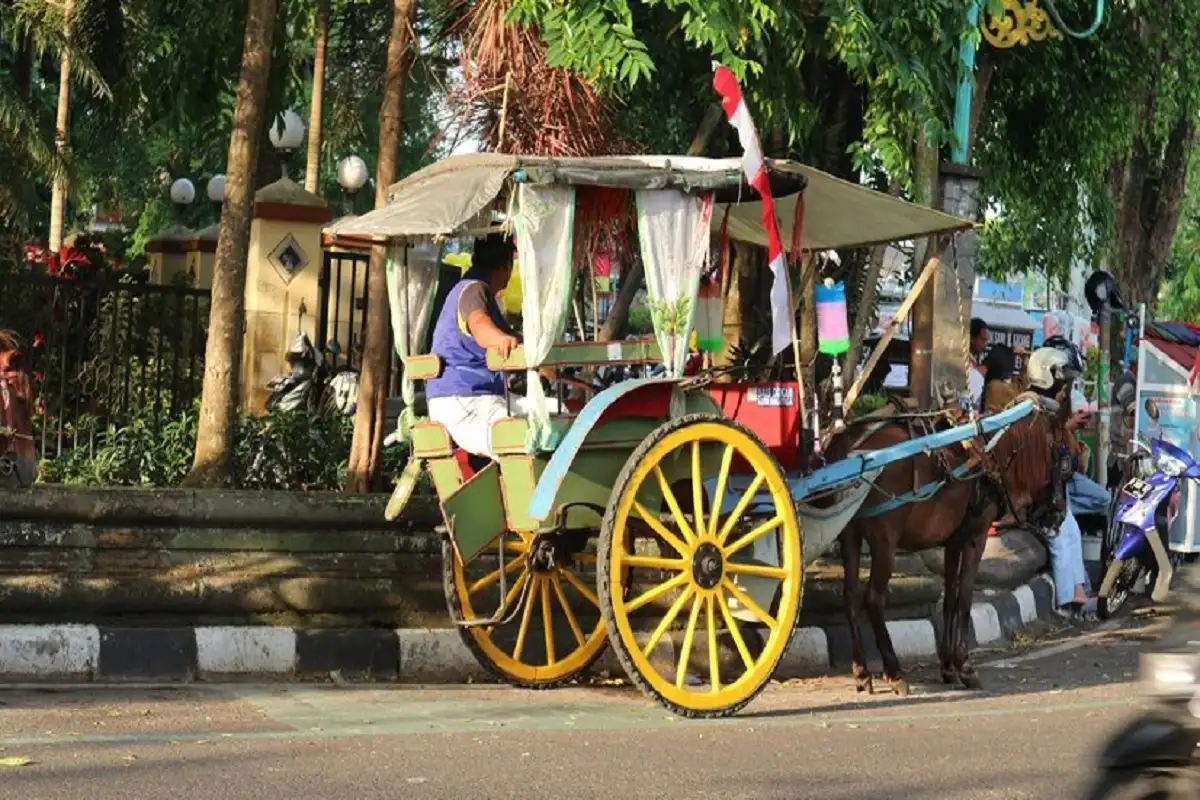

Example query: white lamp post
[169,177,195,225]
[336,155,369,215]
[268,109,306,179]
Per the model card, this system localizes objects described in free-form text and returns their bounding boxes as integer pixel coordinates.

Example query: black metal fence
[0,271,211,458]
[315,250,404,394]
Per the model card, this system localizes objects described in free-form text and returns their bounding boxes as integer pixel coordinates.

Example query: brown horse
[0,330,37,488]
[825,388,1072,695]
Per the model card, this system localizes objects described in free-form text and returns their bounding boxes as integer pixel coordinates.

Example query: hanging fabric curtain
[512,182,576,450]
[386,241,440,443]
[636,190,714,376]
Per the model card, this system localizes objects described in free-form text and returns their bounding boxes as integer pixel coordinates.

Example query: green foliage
[852,391,888,416]
[1159,146,1200,323]
[40,402,410,491]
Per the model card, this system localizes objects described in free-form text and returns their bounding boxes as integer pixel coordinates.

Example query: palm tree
[0,0,109,233]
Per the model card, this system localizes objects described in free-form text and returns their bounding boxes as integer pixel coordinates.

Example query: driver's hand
[496,335,519,360]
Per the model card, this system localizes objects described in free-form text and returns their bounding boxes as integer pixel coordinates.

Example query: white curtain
[513,183,576,450]
[387,242,440,442]
[636,190,714,376]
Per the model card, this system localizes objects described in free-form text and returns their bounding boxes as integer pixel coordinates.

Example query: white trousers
[427,394,561,459]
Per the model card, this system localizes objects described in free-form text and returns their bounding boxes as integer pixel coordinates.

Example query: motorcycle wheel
[1098,557,1144,619]
[1099,517,1145,620]
[1085,768,1195,800]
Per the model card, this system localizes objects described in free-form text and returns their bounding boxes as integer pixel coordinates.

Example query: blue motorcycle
[1098,400,1200,618]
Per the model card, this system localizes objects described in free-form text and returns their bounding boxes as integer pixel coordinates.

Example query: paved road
[0,616,1165,800]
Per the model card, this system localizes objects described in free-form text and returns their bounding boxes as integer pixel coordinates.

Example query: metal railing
[0,272,210,458]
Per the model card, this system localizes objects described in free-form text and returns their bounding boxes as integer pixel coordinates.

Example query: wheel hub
[691,542,724,590]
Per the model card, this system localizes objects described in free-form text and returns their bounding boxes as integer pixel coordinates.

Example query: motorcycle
[1085,563,1200,799]
[1098,398,1200,619]
[264,332,360,417]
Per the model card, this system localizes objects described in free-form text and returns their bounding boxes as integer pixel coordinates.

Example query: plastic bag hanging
[816,279,850,356]
[694,278,724,354]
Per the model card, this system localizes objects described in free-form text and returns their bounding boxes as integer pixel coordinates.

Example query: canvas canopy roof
[325,153,974,251]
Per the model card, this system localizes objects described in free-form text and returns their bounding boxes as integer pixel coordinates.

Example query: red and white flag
[712,64,792,355]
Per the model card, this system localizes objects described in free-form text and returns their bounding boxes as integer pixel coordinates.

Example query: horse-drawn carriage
[331,151,1069,718]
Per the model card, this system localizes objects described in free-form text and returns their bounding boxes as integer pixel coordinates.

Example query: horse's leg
[840,526,872,694]
[863,534,907,696]
[952,517,992,690]
[940,539,963,685]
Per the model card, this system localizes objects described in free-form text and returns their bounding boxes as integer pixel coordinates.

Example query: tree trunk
[304,0,329,194]
[346,0,417,493]
[181,0,278,488]
[597,257,644,342]
[48,0,74,253]
[686,104,724,157]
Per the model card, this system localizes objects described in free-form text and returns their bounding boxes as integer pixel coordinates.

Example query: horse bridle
[979,398,1072,534]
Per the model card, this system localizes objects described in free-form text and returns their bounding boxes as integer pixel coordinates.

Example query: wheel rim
[452,532,607,684]
[605,421,802,713]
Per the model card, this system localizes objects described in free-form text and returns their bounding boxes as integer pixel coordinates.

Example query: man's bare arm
[466,309,519,358]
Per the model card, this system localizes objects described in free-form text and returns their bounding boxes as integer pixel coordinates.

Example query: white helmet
[1026,346,1079,392]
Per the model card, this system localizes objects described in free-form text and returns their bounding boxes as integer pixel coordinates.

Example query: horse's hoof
[959,672,982,690]
[888,677,909,697]
[854,676,874,694]
[940,668,956,685]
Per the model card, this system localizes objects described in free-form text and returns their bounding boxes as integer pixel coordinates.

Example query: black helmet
[1042,335,1084,376]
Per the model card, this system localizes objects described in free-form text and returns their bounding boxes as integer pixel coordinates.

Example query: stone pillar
[930,163,984,403]
[145,225,192,284]
[183,223,219,289]
[241,178,332,413]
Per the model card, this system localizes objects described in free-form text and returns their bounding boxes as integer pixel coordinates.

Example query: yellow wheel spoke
[642,585,694,657]
[468,552,525,595]
[540,577,555,666]
[723,515,783,559]
[722,577,778,632]
[691,441,706,538]
[725,561,788,580]
[551,573,586,647]
[716,473,766,545]
[675,593,703,689]
[654,465,696,544]
[633,501,690,558]
[626,570,690,614]
[560,566,599,608]
[706,594,720,691]
[707,445,734,539]
[513,575,539,661]
[717,589,755,670]
[622,555,688,571]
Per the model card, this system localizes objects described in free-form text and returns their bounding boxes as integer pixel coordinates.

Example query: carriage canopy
[325,153,974,250]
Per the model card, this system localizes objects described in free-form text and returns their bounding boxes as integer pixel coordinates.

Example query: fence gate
[315,251,400,392]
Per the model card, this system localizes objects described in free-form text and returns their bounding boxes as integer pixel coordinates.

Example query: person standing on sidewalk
[0,330,37,488]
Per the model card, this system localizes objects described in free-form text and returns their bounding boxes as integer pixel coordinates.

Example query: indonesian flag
[712,64,792,355]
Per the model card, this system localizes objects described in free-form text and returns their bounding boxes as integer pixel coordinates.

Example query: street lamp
[268,109,306,179]
[206,174,225,218]
[169,177,195,225]
[336,155,369,216]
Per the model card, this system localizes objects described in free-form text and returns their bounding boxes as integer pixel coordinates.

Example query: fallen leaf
[0,757,33,768]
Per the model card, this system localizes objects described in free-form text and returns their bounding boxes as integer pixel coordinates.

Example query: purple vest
[427,274,508,399]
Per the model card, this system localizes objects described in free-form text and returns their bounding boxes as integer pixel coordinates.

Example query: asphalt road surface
[0,615,1166,800]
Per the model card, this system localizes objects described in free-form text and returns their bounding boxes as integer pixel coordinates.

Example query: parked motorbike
[1085,563,1200,799]
[1098,399,1200,619]
[264,332,359,417]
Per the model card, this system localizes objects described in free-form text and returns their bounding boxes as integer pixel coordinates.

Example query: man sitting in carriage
[426,232,525,460]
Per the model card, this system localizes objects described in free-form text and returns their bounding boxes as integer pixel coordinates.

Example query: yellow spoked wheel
[598,414,803,718]
[442,530,608,688]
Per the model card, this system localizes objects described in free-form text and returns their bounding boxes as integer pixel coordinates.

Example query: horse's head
[990,383,1074,533]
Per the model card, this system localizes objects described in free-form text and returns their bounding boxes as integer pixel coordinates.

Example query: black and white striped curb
[0,574,1056,682]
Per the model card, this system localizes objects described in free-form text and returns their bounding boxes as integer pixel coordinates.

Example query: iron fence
[0,271,210,458]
